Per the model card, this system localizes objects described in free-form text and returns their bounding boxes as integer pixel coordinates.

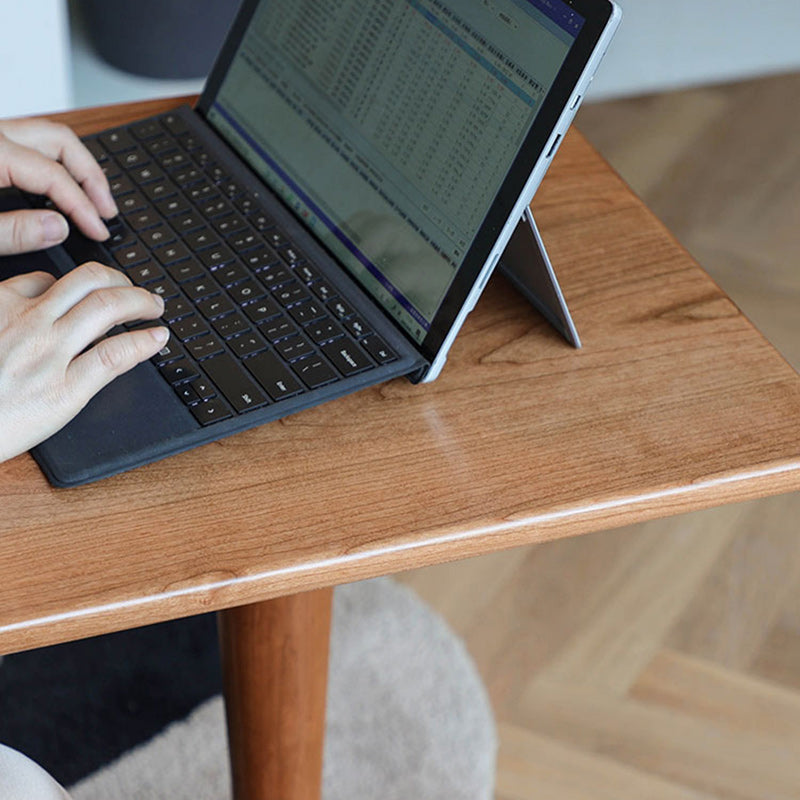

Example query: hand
[0,118,118,255]
[0,262,168,463]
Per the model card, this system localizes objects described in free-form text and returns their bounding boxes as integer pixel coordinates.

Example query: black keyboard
[80,112,398,427]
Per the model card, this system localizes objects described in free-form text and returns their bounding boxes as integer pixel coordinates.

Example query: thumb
[0,209,69,256]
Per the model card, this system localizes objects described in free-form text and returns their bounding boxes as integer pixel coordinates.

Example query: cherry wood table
[2,97,800,799]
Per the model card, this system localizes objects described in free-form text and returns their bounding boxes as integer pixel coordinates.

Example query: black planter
[76,0,241,80]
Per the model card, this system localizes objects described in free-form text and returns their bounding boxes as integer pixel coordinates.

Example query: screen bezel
[197,0,616,364]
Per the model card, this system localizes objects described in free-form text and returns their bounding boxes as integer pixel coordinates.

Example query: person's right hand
[0,262,168,463]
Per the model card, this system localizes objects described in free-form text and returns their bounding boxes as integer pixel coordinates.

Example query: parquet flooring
[398,72,800,799]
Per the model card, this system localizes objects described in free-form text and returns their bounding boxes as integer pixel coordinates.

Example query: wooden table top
[2,97,799,655]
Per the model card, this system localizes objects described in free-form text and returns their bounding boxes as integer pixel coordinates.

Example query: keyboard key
[257,263,291,287]
[249,212,276,232]
[229,331,268,359]
[328,298,356,320]
[275,334,315,362]
[289,301,326,325]
[196,294,235,319]
[202,355,268,413]
[207,163,227,183]
[215,262,249,287]
[244,246,281,271]
[178,133,201,151]
[343,316,371,339]
[167,258,206,283]
[292,355,337,389]
[244,350,303,401]
[235,195,258,215]
[161,113,189,135]
[184,227,219,251]
[360,335,398,364]
[108,175,136,197]
[215,215,248,237]
[307,319,344,344]
[153,241,191,266]
[190,398,232,426]
[293,262,318,282]
[163,295,193,321]
[175,383,201,405]
[200,197,233,219]
[244,296,280,324]
[140,224,176,249]
[185,334,225,360]
[159,358,198,384]
[265,230,288,249]
[118,147,150,169]
[142,180,178,202]
[102,162,121,180]
[100,129,136,153]
[173,166,204,188]
[128,261,165,285]
[229,278,265,305]
[259,315,297,343]
[281,246,307,266]
[321,339,373,376]
[115,244,150,269]
[183,276,221,302]
[127,209,162,231]
[107,226,137,251]
[170,314,210,341]
[118,191,148,214]
[132,120,162,140]
[275,281,310,308]
[84,138,108,163]
[220,180,243,198]
[145,136,178,156]
[151,335,185,366]
[172,211,205,233]
[199,244,235,268]
[131,163,165,185]
[312,281,337,302]
[148,278,180,299]
[155,195,191,217]
[159,151,192,171]
[191,376,216,400]
[228,230,261,253]
[187,182,216,202]
[212,312,250,339]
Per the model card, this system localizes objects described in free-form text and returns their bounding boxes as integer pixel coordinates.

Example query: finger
[55,284,165,351]
[33,261,133,321]
[66,325,169,404]
[0,269,56,298]
[0,209,69,256]
[0,119,117,218]
[0,136,110,241]
[31,122,118,219]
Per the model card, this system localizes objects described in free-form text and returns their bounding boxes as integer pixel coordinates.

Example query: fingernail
[151,293,165,313]
[150,326,169,345]
[42,213,69,244]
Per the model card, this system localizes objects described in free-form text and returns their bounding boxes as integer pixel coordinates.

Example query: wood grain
[399,71,800,800]
[218,589,333,800]
[1,95,799,655]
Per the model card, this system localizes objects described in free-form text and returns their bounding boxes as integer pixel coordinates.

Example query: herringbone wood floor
[398,72,800,799]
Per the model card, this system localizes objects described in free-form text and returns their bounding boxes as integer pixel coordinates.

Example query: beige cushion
[0,745,71,800]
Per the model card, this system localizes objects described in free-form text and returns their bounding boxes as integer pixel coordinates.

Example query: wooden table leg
[217,587,333,800]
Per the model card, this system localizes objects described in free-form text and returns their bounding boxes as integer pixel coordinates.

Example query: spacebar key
[202,355,268,413]
[244,350,303,401]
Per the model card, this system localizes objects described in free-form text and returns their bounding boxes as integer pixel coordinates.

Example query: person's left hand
[0,118,118,255]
